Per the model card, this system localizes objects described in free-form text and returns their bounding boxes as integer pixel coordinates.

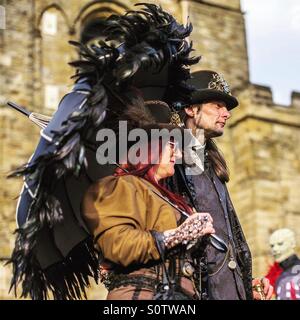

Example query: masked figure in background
[167,70,273,300]
[266,228,300,300]
[7,4,200,300]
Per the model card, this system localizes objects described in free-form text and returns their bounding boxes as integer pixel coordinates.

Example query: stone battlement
[249,84,273,106]
[248,83,300,110]
[291,91,300,109]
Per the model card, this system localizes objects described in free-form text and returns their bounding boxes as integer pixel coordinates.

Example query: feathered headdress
[7,3,200,300]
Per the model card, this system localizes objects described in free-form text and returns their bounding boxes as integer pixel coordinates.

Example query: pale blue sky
[241,0,300,105]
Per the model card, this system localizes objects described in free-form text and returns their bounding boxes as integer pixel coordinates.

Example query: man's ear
[184,107,195,117]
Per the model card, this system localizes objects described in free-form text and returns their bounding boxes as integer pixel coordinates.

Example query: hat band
[208,73,232,95]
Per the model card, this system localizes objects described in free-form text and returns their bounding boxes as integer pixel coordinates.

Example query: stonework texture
[0,0,299,299]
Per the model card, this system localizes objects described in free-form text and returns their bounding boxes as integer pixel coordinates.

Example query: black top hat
[188,70,238,110]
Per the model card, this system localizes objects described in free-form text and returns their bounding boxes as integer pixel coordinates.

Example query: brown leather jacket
[82,175,198,300]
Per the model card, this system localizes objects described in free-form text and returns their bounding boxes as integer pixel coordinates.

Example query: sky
[241,0,300,105]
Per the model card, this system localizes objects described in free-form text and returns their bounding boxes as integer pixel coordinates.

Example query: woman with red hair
[82,123,215,300]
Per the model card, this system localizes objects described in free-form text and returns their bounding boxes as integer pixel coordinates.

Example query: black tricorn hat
[120,99,178,133]
[188,70,238,110]
[144,100,172,124]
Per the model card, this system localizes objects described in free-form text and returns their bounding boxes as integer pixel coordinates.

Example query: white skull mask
[269,229,296,263]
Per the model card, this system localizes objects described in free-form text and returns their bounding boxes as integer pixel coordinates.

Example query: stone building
[0,0,299,299]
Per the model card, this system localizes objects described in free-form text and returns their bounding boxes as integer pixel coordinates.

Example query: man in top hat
[168,70,274,300]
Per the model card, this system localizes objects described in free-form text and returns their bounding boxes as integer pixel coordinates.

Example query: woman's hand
[163,212,215,249]
[183,212,215,239]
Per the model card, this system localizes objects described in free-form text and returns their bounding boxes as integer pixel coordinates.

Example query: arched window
[0,5,6,30]
[38,6,73,113]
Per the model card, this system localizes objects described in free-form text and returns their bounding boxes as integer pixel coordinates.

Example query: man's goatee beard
[205,130,224,139]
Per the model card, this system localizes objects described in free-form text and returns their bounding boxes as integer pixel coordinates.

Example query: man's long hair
[180,106,230,183]
[206,138,229,183]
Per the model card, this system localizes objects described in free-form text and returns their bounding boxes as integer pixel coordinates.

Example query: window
[0,5,5,30]
[42,11,57,35]
[44,84,59,110]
